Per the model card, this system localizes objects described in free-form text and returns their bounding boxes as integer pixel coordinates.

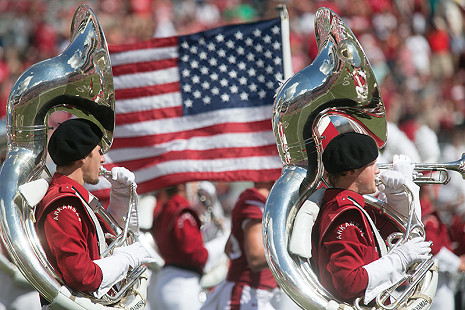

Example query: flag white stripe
[114,105,273,137]
[113,67,180,90]
[106,131,277,162]
[115,92,182,113]
[110,46,178,66]
[89,155,282,191]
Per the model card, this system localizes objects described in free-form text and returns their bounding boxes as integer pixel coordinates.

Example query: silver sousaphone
[263,7,438,310]
[0,5,147,310]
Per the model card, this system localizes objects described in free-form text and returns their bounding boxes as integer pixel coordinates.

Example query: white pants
[0,269,41,310]
[200,281,282,310]
[149,266,202,310]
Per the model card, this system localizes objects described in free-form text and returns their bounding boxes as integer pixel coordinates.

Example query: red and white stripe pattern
[89,19,286,200]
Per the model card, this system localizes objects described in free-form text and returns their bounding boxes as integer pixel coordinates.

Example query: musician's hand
[392,154,415,182]
[391,237,432,271]
[110,167,135,190]
[113,242,156,268]
[459,255,465,272]
[378,170,404,194]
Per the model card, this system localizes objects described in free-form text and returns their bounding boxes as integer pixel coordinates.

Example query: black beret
[322,132,378,173]
[48,118,103,166]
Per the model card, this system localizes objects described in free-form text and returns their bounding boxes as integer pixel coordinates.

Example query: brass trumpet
[377,153,465,185]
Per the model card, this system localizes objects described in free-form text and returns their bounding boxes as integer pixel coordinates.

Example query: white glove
[377,170,405,194]
[107,167,139,233]
[93,242,155,298]
[392,154,415,181]
[391,237,432,271]
[363,237,431,304]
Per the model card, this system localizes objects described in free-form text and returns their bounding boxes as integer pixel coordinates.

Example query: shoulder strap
[347,196,387,257]
[72,188,107,256]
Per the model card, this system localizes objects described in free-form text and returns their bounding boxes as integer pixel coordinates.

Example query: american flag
[90,17,289,199]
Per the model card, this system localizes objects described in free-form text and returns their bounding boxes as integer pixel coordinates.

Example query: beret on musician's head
[48,118,103,166]
[322,132,378,173]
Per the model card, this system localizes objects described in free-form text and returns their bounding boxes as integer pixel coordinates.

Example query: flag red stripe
[112,120,273,148]
[116,106,183,125]
[114,81,180,100]
[92,168,282,203]
[137,169,282,193]
[112,58,179,76]
[105,145,279,171]
[109,36,178,53]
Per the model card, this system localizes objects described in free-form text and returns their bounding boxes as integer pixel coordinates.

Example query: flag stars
[209,58,218,66]
[228,55,236,64]
[182,68,191,77]
[220,79,228,87]
[263,35,272,44]
[199,51,208,60]
[215,33,225,43]
[219,64,228,72]
[228,70,238,79]
[246,53,255,61]
[200,66,209,75]
[218,49,226,57]
[221,93,230,102]
[207,42,216,51]
[178,20,283,112]
[234,31,244,40]
[183,84,192,92]
[184,99,193,108]
[190,45,198,54]
[272,25,280,35]
[191,60,199,69]
[192,75,200,84]
[193,90,202,98]
[201,81,210,89]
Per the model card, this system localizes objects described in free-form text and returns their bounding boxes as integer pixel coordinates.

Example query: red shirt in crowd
[226,187,277,290]
[311,188,399,303]
[35,173,114,292]
[152,193,208,275]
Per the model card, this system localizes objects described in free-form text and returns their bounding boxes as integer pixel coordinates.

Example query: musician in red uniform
[200,181,283,309]
[151,183,209,309]
[35,119,154,304]
[311,132,432,305]
[420,185,465,310]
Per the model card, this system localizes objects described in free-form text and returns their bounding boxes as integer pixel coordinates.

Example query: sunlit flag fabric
[90,17,290,200]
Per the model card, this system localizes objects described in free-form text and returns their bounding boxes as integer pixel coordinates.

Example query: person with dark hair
[35,118,154,303]
[311,132,432,305]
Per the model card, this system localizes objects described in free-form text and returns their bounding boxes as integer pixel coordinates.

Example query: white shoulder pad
[288,188,326,258]
[18,178,50,207]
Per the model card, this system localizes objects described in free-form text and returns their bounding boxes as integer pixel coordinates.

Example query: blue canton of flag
[178,19,283,115]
